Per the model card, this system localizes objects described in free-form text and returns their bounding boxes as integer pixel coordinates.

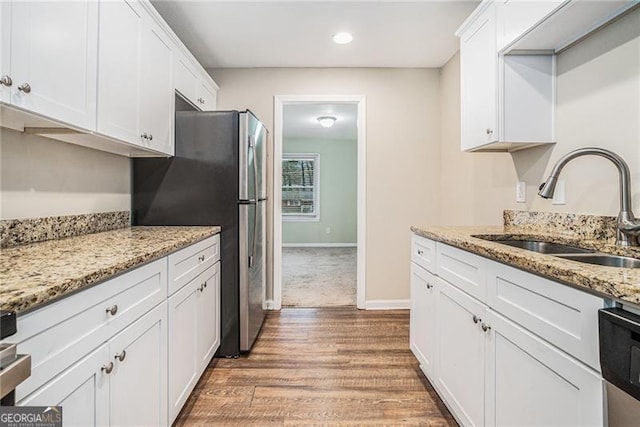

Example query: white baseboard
[364,299,410,310]
[282,243,357,248]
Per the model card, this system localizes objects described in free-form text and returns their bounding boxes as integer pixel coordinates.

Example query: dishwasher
[599,307,640,426]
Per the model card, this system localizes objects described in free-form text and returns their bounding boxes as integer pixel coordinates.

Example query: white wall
[0,128,131,220]
[210,67,441,303]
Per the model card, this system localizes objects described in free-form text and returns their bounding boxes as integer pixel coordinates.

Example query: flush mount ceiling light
[332,32,353,44]
[317,116,337,128]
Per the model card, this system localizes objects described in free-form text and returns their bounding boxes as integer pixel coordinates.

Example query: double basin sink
[474,237,640,269]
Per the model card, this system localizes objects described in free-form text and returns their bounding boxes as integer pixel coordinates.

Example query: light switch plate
[516,181,526,203]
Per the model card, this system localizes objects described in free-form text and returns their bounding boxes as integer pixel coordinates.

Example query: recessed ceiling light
[317,116,337,128]
[332,32,353,44]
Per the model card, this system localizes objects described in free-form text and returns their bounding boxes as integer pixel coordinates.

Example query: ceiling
[151,1,480,68]
[284,103,358,140]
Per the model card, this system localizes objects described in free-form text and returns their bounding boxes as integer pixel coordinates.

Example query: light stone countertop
[0,226,221,314]
[411,225,640,305]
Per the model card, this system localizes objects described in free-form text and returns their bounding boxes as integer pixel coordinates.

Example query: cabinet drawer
[13,258,167,401]
[168,235,220,295]
[486,262,604,370]
[411,234,437,273]
[436,243,487,301]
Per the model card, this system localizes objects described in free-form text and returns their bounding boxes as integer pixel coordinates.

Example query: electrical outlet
[516,181,526,203]
[325,227,331,234]
[552,180,566,205]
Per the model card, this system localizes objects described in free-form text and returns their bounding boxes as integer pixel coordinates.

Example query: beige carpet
[282,247,357,307]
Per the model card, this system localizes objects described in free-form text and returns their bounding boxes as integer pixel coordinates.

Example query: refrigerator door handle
[250,138,259,267]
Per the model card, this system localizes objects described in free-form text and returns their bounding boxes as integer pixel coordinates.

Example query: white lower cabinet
[19,303,167,427]
[19,345,109,427]
[436,281,486,427]
[168,262,220,423]
[410,263,438,379]
[410,235,604,426]
[485,309,603,427]
[109,303,167,427]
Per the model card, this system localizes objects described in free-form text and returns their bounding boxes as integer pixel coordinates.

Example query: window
[282,153,320,221]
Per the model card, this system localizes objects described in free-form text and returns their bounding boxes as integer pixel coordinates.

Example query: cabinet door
[410,263,438,379]
[460,3,498,151]
[9,0,98,129]
[485,309,603,426]
[97,0,143,145]
[140,22,174,155]
[109,302,167,427]
[436,281,486,427]
[197,80,217,111]
[168,281,199,423]
[174,54,198,106]
[18,345,109,427]
[0,1,10,103]
[196,263,221,372]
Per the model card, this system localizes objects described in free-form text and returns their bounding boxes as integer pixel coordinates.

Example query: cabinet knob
[486,128,493,135]
[417,249,424,256]
[198,284,205,292]
[148,134,153,141]
[203,281,207,288]
[18,83,31,93]
[101,362,114,374]
[198,255,205,262]
[105,305,118,316]
[0,75,12,87]
[425,283,433,289]
[481,323,491,332]
[114,350,126,362]
[472,315,481,324]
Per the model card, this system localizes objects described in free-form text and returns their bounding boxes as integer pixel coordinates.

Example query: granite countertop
[0,226,221,314]
[411,224,640,305]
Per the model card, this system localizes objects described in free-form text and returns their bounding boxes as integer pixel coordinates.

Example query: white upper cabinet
[98,0,174,156]
[457,1,555,152]
[140,21,174,155]
[497,0,566,51]
[459,3,498,151]
[197,80,218,112]
[174,52,218,112]
[97,0,144,147]
[0,2,10,104]
[7,0,98,129]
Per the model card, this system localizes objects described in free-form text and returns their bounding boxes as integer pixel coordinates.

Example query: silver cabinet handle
[417,249,424,256]
[18,83,31,93]
[481,323,491,332]
[203,281,207,288]
[141,132,148,140]
[101,362,114,374]
[198,284,204,292]
[425,283,433,289]
[486,128,493,135]
[106,305,118,316]
[472,315,481,324]
[0,75,12,87]
[198,255,205,262]
[114,350,126,362]
[148,134,153,141]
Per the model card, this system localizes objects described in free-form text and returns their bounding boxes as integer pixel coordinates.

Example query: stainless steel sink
[555,254,640,269]
[473,236,593,254]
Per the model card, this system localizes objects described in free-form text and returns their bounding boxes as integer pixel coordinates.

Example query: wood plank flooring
[174,308,457,426]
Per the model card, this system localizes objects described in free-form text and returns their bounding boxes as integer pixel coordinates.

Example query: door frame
[273,95,366,309]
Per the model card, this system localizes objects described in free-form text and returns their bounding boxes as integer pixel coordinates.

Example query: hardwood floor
[174,308,457,426]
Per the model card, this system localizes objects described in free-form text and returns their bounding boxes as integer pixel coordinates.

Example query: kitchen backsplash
[0,211,130,248]
[504,210,617,242]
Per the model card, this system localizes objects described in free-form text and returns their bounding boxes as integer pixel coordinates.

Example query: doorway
[273,95,366,310]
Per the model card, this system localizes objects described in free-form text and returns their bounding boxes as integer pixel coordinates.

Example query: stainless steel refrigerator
[132,102,267,357]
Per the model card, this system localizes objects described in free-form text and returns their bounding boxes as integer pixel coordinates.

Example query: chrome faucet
[538,147,640,246]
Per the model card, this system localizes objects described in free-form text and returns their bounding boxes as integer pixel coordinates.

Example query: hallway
[174,307,456,426]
